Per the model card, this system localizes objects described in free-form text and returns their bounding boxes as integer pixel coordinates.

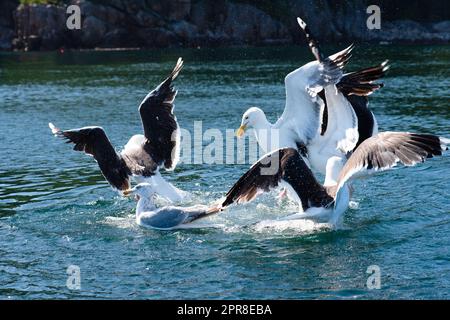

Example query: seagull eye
[245,116,248,120]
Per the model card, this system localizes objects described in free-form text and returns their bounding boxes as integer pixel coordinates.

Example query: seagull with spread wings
[222,133,449,226]
[236,18,388,186]
[49,58,185,202]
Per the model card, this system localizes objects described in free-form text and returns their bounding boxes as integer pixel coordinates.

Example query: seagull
[236,17,388,185]
[123,183,221,230]
[222,132,449,226]
[49,58,185,202]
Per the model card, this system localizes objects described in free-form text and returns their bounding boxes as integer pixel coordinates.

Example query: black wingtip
[221,197,237,209]
[296,16,323,62]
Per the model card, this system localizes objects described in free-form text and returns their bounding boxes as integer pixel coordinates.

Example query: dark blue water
[0,45,449,299]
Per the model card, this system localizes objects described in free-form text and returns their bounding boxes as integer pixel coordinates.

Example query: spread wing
[320,61,389,147]
[333,132,449,209]
[139,58,183,170]
[338,60,389,97]
[49,123,131,191]
[296,17,359,156]
[273,18,353,146]
[298,17,389,154]
[222,148,332,211]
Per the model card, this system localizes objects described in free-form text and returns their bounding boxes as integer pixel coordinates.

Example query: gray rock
[0,26,15,50]
[222,3,291,44]
[14,4,66,50]
[79,1,126,26]
[101,28,140,48]
[4,0,449,51]
[190,0,227,32]
[365,19,450,43]
[137,27,179,47]
[0,0,18,28]
[170,20,199,43]
[81,16,107,47]
[389,20,429,33]
[148,0,191,20]
[432,20,450,33]
[168,0,191,20]
[135,10,160,27]
[121,0,145,14]
[26,34,41,51]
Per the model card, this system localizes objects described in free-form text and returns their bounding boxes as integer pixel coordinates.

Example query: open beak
[122,189,133,197]
[236,123,247,138]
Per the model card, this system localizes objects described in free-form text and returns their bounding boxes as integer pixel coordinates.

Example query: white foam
[252,218,333,234]
[103,215,136,229]
[349,201,359,209]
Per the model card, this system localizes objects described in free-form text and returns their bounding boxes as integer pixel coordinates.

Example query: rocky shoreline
[0,0,449,51]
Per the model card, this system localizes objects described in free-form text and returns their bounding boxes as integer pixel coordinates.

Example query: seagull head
[236,107,266,138]
[123,183,156,200]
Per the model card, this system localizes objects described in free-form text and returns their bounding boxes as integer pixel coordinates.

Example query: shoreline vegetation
[0,0,449,52]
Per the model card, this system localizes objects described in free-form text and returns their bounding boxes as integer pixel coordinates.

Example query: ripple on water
[0,45,449,299]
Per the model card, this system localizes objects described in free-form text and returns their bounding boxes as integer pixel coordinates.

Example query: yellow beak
[122,189,132,196]
[236,124,247,138]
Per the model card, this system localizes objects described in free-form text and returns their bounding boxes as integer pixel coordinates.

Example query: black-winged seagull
[49,58,185,202]
[222,132,449,226]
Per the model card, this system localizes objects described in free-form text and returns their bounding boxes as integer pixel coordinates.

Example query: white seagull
[236,17,388,185]
[49,58,185,202]
[222,132,449,226]
[123,183,221,230]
